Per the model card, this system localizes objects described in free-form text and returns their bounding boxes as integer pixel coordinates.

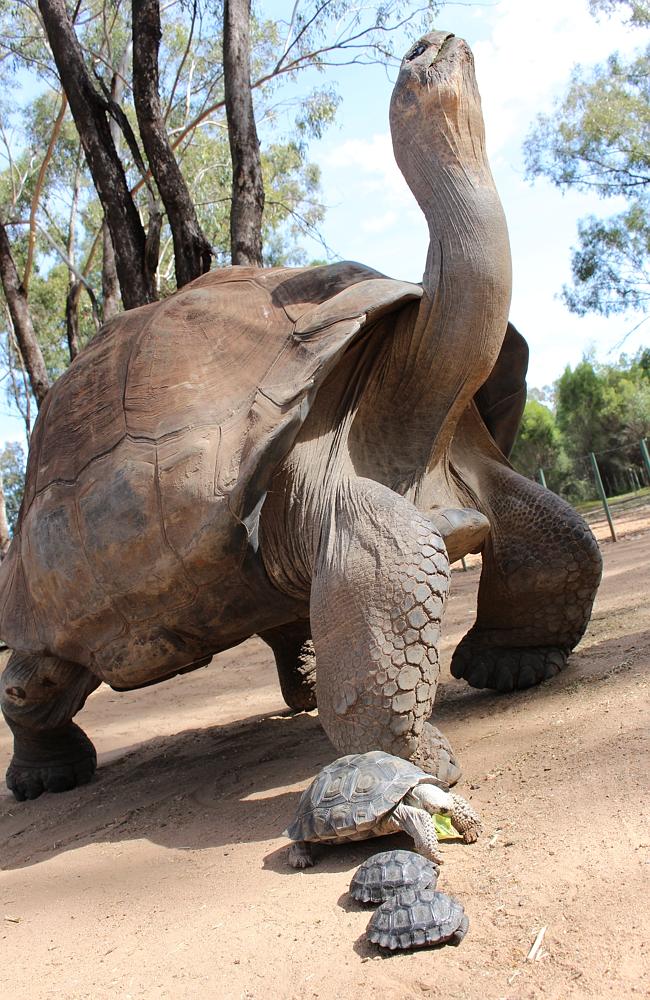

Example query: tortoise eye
[406,41,428,61]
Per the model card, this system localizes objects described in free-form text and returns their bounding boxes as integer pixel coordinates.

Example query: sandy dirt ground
[1,509,649,1000]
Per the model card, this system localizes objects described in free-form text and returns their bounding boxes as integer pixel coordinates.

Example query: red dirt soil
[1,512,649,1000]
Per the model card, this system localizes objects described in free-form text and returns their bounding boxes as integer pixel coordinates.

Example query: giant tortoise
[0,32,601,801]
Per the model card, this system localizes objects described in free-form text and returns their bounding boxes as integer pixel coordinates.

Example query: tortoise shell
[0,263,421,685]
[350,849,439,903]
[367,888,469,950]
[285,750,438,843]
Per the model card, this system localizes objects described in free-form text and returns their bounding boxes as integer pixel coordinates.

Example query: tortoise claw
[287,840,315,869]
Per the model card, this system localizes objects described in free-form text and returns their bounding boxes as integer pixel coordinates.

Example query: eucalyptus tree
[525,0,650,317]
[0,0,440,431]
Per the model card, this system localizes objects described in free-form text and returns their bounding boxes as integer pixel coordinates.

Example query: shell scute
[349,849,438,903]
[367,889,467,950]
[286,751,428,842]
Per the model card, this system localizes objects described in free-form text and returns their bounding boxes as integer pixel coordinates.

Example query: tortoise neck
[403,169,512,500]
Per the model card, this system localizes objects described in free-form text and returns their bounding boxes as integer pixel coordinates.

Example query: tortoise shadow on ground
[351,930,463,960]
[263,830,413,879]
[1,626,642,873]
[436,627,649,719]
[0,709,333,872]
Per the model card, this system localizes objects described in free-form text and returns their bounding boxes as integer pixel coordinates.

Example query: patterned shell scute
[286,751,429,842]
[367,889,468,951]
[350,850,439,904]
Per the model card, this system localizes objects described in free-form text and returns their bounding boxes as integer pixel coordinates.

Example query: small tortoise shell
[367,888,469,950]
[350,849,439,903]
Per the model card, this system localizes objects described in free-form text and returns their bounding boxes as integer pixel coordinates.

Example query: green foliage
[524,11,650,317]
[510,399,565,479]
[0,441,25,532]
[525,48,650,198]
[589,0,650,27]
[564,203,650,315]
[513,350,650,501]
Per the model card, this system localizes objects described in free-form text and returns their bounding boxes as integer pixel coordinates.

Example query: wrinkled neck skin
[390,34,512,507]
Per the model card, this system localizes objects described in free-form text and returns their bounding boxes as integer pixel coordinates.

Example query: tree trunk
[132,0,212,288]
[0,222,50,407]
[0,475,10,560]
[65,282,81,360]
[37,0,155,309]
[101,220,121,322]
[223,0,265,266]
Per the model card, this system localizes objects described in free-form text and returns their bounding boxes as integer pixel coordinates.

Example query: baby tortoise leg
[451,464,602,692]
[1,651,99,800]
[390,802,444,864]
[451,915,470,945]
[287,840,315,869]
[311,479,460,786]
[258,620,317,712]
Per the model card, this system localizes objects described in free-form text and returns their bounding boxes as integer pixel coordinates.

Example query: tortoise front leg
[310,478,460,786]
[390,802,444,863]
[1,651,99,800]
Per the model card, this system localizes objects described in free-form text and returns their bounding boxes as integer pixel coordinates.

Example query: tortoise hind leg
[450,456,602,692]
[258,620,317,712]
[1,651,99,800]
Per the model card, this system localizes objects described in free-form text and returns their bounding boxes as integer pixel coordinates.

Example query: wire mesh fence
[534,438,650,542]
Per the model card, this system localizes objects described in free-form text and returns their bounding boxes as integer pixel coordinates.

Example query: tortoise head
[389,32,491,216]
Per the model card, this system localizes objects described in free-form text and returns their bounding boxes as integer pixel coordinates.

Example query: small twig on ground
[526,925,547,961]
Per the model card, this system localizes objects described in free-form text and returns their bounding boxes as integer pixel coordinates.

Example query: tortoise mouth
[404,31,457,71]
[390,31,476,132]
[391,31,473,112]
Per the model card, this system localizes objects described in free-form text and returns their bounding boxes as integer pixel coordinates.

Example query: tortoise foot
[259,623,317,712]
[450,915,470,945]
[6,721,97,801]
[287,840,315,869]
[410,722,461,788]
[450,636,568,692]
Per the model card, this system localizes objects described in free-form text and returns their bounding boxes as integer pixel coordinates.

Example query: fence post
[537,468,547,488]
[641,439,650,485]
[590,452,617,542]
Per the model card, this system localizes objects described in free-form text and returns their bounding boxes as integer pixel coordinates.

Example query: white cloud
[297,1,649,384]
[361,210,399,234]
[472,0,641,157]
[324,132,414,206]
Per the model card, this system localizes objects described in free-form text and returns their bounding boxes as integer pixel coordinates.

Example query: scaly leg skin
[287,840,315,869]
[310,478,461,786]
[391,801,443,864]
[1,651,100,801]
[448,792,482,842]
[451,453,602,692]
[258,620,317,712]
[451,915,470,945]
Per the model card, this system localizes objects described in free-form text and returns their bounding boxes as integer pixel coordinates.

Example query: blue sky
[1,0,647,449]
[295,0,648,387]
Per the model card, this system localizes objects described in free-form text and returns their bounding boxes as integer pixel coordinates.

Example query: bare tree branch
[0,221,50,407]
[133,0,212,286]
[23,90,68,291]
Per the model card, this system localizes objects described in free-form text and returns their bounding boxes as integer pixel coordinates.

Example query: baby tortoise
[284,750,481,868]
[367,888,469,950]
[350,849,439,904]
